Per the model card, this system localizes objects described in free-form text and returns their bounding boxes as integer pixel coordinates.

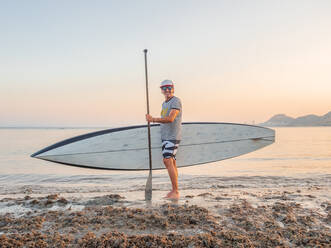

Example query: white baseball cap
[160,79,174,88]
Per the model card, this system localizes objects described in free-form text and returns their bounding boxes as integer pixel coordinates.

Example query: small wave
[0,174,330,196]
[0,173,153,185]
[238,157,331,161]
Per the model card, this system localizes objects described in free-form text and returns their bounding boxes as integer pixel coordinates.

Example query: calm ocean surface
[0,127,330,195]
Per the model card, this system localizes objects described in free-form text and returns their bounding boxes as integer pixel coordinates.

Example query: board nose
[30,152,38,158]
[31,150,44,158]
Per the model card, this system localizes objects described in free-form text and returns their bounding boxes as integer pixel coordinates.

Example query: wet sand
[0,176,330,247]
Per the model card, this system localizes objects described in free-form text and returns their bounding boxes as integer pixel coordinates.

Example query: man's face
[161,86,174,98]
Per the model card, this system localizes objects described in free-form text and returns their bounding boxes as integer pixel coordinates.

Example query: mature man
[145,80,182,199]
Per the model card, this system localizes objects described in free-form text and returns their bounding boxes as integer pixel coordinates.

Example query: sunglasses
[161,86,173,91]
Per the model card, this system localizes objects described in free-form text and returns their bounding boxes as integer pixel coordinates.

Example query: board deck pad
[31,122,275,170]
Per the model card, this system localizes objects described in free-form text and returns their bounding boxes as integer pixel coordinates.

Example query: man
[145,79,182,199]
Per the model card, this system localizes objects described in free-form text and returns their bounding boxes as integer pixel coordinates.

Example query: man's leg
[163,157,179,199]
[173,158,178,178]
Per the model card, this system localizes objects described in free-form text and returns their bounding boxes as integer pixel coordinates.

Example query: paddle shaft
[144,49,152,171]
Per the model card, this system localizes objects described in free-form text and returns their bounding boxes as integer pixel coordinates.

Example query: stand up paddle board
[31,122,275,170]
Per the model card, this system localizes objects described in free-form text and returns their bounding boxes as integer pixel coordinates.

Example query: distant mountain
[260,111,331,126]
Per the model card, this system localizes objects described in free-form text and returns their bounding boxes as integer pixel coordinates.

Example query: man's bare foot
[164,191,172,198]
[165,190,180,199]
[163,191,173,198]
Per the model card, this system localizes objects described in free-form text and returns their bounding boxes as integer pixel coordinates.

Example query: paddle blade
[145,171,152,201]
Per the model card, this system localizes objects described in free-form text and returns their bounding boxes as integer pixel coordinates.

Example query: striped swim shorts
[161,140,180,159]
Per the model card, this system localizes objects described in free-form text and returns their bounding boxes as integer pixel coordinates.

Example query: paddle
[144,49,153,201]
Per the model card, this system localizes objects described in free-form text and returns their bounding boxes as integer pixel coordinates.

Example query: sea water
[0,127,330,197]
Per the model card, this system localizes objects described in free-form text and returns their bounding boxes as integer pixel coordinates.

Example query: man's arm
[146,109,180,123]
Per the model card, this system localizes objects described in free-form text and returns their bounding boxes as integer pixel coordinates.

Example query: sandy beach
[0,175,330,247]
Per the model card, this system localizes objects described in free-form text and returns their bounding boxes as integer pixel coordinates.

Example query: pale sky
[1,0,330,127]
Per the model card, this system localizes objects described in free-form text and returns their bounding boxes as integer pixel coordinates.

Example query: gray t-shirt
[160,96,182,141]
